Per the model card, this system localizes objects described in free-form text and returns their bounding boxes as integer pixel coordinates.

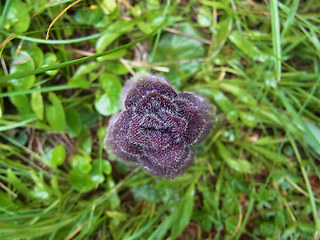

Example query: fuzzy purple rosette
[105,73,215,178]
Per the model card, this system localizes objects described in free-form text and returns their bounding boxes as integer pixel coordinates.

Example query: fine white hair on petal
[104,112,121,147]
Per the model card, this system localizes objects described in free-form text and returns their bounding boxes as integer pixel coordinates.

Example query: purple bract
[105,73,215,178]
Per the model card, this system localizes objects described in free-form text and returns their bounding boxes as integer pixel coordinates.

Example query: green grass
[0,0,320,239]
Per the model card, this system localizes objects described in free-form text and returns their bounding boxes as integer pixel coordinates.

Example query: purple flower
[106,73,215,178]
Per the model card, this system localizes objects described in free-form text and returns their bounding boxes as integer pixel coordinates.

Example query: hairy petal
[141,114,163,129]
[162,112,187,140]
[106,112,121,141]
[107,110,141,162]
[178,92,215,144]
[128,115,152,147]
[145,141,185,167]
[174,99,204,144]
[135,92,176,116]
[140,145,194,179]
[123,73,177,109]
[141,115,171,150]
[139,113,186,150]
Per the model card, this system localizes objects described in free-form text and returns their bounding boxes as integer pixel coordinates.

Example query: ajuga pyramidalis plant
[106,73,215,178]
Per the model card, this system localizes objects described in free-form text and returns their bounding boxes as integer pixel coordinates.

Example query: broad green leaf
[14,131,28,146]
[46,106,61,131]
[45,93,66,131]
[78,107,99,126]
[90,159,105,185]
[96,33,122,53]
[70,154,92,174]
[9,51,35,90]
[31,91,44,120]
[136,8,168,34]
[97,126,107,143]
[74,7,104,25]
[9,94,33,118]
[94,93,119,116]
[197,6,212,27]
[43,53,59,76]
[103,160,112,175]
[23,44,44,68]
[66,108,82,138]
[68,77,90,89]
[137,21,156,34]
[99,73,122,93]
[69,169,95,193]
[51,144,66,169]
[94,158,112,175]
[69,154,97,192]
[98,0,118,15]
[72,61,101,78]
[106,61,129,75]
[4,0,30,33]
[96,20,135,53]
[9,94,29,107]
[97,49,128,61]
[69,157,110,193]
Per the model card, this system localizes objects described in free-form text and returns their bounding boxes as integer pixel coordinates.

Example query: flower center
[141,113,186,150]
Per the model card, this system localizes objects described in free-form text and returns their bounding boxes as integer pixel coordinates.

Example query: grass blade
[270,0,282,81]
